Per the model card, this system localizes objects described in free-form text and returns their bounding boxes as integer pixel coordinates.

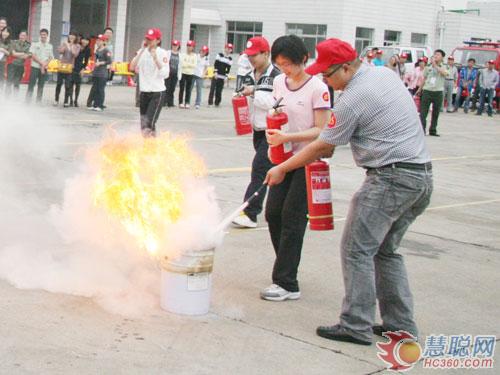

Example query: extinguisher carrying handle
[272,97,285,110]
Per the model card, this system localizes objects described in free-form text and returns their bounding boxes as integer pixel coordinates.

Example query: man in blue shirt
[373,49,384,67]
[454,58,478,113]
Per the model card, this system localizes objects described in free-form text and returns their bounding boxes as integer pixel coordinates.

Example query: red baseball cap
[488,59,495,64]
[145,28,161,40]
[187,40,196,47]
[305,38,357,75]
[172,39,180,46]
[243,36,270,56]
[97,34,108,41]
[201,45,209,52]
[376,50,383,55]
[367,52,374,58]
[225,43,234,50]
[400,53,408,59]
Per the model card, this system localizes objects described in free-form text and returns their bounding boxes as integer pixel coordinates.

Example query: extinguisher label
[238,106,250,124]
[281,123,293,153]
[311,171,332,204]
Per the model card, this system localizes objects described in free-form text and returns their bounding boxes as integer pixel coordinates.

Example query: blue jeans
[338,165,433,342]
[477,88,495,116]
[190,75,204,106]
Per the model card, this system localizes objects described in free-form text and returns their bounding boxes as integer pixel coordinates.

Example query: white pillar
[109,0,127,62]
[40,0,53,31]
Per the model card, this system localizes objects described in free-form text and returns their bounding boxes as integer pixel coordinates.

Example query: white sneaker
[53,101,58,107]
[260,284,301,301]
[92,107,103,112]
[195,105,200,109]
[179,103,185,109]
[232,213,257,228]
[185,104,190,109]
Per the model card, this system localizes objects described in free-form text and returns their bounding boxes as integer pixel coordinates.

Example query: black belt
[365,162,432,171]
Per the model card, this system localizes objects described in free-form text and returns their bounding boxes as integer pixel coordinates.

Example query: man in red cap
[399,53,408,81]
[476,59,499,117]
[364,52,375,66]
[191,45,210,109]
[265,38,432,346]
[164,39,182,107]
[130,28,170,137]
[208,43,233,107]
[373,49,384,67]
[231,36,281,229]
[178,40,198,109]
[444,56,458,112]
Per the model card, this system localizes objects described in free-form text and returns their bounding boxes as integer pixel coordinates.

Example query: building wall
[441,11,500,53]
[191,0,440,68]
[467,1,500,20]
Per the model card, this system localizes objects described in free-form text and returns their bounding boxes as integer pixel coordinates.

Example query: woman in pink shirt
[406,58,426,95]
[260,35,331,302]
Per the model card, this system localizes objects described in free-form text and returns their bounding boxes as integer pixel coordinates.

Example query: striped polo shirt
[319,64,431,168]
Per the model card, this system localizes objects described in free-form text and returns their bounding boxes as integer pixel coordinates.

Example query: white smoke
[0,101,222,317]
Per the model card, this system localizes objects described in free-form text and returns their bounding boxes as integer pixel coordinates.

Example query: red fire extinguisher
[266,98,293,164]
[305,160,334,231]
[232,92,252,136]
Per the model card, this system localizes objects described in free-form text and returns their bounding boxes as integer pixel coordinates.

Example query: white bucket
[160,249,214,316]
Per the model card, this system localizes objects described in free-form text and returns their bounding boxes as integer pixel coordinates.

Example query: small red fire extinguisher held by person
[266,97,293,164]
[231,88,253,135]
[305,159,334,231]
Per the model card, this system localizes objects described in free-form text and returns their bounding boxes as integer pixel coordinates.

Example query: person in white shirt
[191,45,210,109]
[259,35,331,302]
[236,52,252,91]
[129,28,170,137]
[178,40,198,109]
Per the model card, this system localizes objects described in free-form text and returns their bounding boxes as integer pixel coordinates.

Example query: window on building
[190,24,197,42]
[411,33,428,47]
[384,30,401,46]
[226,21,263,53]
[286,23,327,58]
[70,0,107,39]
[355,27,374,54]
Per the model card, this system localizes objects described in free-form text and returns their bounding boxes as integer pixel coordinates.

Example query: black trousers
[71,71,82,104]
[420,90,443,135]
[6,64,24,95]
[164,73,178,107]
[55,72,73,104]
[265,167,308,292]
[86,77,95,107]
[243,130,273,222]
[26,67,47,103]
[178,73,194,105]
[140,91,165,137]
[92,76,107,109]
[208,77,225,106]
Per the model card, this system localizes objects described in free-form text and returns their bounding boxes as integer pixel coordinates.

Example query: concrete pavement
[0,83,499,374]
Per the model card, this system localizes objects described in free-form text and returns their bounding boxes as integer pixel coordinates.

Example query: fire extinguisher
[266,98,293,164]
[232,90,253,136]
[305,160,334,231]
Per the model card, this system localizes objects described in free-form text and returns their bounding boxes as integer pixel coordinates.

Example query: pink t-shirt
[272,74,330,153]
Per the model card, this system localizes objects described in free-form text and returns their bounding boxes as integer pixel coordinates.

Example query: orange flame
[91,130,206,256]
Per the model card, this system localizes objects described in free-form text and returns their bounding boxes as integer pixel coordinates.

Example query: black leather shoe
[372,324,390,337]
[429,133,440,137]
[317,324,372,346]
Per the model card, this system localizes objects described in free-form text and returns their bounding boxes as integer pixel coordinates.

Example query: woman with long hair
[0,26,12,91]
[71,35,90,107]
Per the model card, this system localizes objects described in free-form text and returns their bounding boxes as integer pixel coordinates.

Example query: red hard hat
[145,28,162,40]
[172,39,180,46]
[201,45,209,52]
[187,40,196,47]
